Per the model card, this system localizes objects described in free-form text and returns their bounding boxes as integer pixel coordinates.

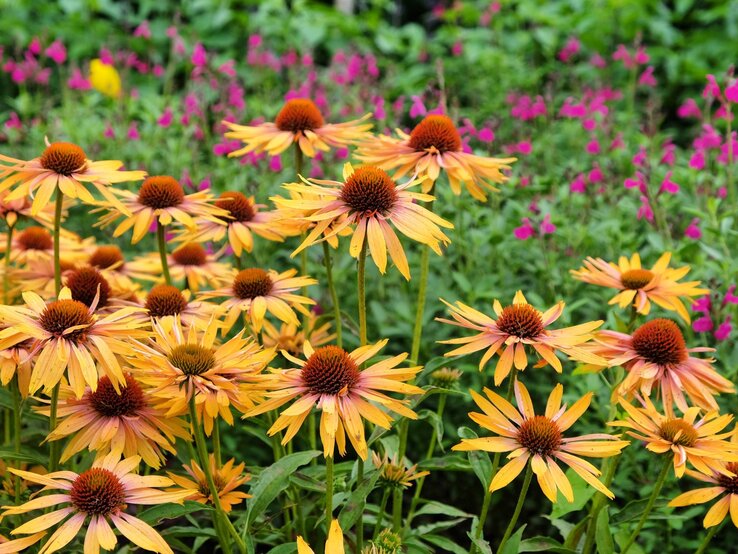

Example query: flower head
[168,455,250,512]
[454,380,628,501]
[438,291,605,385]
[571,253,709,322]
[261,313,335,356]
[297,519,344,554]
[372,452,429,489]
[89,59,122,98]
[669,462,738,528]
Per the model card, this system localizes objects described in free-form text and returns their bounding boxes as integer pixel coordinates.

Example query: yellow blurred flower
[89,59,122,98]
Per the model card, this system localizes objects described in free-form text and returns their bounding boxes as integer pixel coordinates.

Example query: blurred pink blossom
[677,98,702,119]
[692,316,713,333]
[714,318,732,341]
[133,21,151,39]
[660,171,679,194]
[684,218,701,239]
[67,68,91,90]
[514,218,535,240]
[638,66,656,87]
[127,123,140,140]
[192,43,207,66]
[557,37,580,62]
[45,40,66,64]
[157,108,173,127]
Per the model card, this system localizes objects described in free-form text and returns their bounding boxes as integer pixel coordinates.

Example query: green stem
[11,379,22,503]
[356,458,365,553]
[695,521,724,554]
[3,224,13,304]
[496,463,533,554]
[373,488,391,539]
[157,223,172,285]
[213,418,222,466]
[325,455,334,529]
[53,189,63,295]
[322,241,342,348]
[726,106,734,209]
[357,240,368,347]
[410,244,431,364]
[620,457,671,554]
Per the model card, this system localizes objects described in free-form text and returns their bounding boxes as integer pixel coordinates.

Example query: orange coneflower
[275,164,453,280]
[0,287,148,398]
[0,453,188,554]
[1,225,87,266]
[167,455,250,512]
[297,519,344,554]
[438,291,606,385]
[609,396,738,477]
[0,189,57,228]
[570,253,708,322]
[669,463,738,529]
[271,187,351,248]
[454,380,628,501]
[139,284,219,330]
[5,256,80,302]
[0,331,33,397]
[95,175,228,244]
[40,374,190,469]
[356,114,516,201]
[261,313,335,357]
[0,139,145,215]
[198,267,316,332]
[129,316,274,435]
[87,245,143,300]
[592,319,734,414]
[224,98,372,159]
[245,340,423,459]
[181,191,286,256]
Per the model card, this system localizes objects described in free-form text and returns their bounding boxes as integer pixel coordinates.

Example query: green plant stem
[695,521,724,554]
[373,488,391,539]
[410,243,431,365]
[357,241,368,346]
[322,242,342,347]
[3,224,13,304]
[496,463,533,554]
[53,190,63,295]
[11,379,22,503]
[188,394,245,554]
[726,106,734,208]
[156,223,172,285]
[620,457,671,554]
[213,419,222,466]
[325,455,334,529]
[356,458,365,553]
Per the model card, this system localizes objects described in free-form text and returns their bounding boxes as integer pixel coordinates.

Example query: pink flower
[269,155,282,172]
[693,296,711,313]
[714,318,732,341]
[689,149,706,170]
[451,41,463,56]
[590,53,606,68]
[725,285,738,304]
[726,81,738,103]
[218,60,236,77]
[335,147,349,160]
[693,315,714,333]
[409,96,427,118]
[540,214,556,235]
[28,37,41,56]
[659,171,679,194]
[248,34,263,48]
[558,37,580,62]
[44,40,66,64]
[588,165,603,183]
[152,64,165,77]
[703,74,722,99]
[478,127,494,143]
[717,132,738,164]
[372,96,386,120]
[67,68,91,90]
[127,122,140,140]
[610,133,625,150]
[677,98,702,119]
[638,66,657,87]
[632,146,648,167]
[192,43,207,67]
[99,48,114,65]
[684,218,702,239]
[157,108,173,127]
[4,112,21,130]
[633,47,649,65]
[585,139,600,155]
[612,44,633,68]
[570,174,586,193]
[637,196,653,221]
[514,218,535,240]
[660,141,675,166]
[624,172,646,192]
[517,140,532,155]
[103,124,115,139]
[133,21,152,39]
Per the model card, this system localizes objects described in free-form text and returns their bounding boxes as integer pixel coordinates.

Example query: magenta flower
[684,218,702,240]
[45,40,66,64]
[28,37,41,55]
[693,315,714,333]
[703,74,722,99]
[689,149,706,170]
[409,95,427,118]
[677,98,702,119]
[557,36,580,62]
[660,171,679,194]
[514,218,535,240]
[133,20,151,38]
[725,286,738,305]
[586,139,600,155]
[157,108,173,127]
[636,196,653,221]
[570,174,586,193]
[127,122,140,140]
[726,81,738,103]
[191,43,207,66]
[67,68,91,90]
[540,214,556,235]
[714,318,732,341]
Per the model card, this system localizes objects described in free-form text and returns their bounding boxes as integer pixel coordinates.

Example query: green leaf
[500,524,527,554]
[413,500,471,519]
[246,450,320,529]
[457,427,491,488]
[337,467,380,530]
[466,518,493,554]
[550,469,596,519]
[518,536,576,553]
[266,544,298,554]
[418,454,471,472]
[424,534,468,554]
[595,507,614,554]
[138,501,208,524]
[610,498,669,525]
[0,448,47,465]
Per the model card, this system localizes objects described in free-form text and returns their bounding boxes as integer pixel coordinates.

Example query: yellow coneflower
[0,139,145,215]
[592,319,734,415]
[356,114,516,201]
[40,374,190,469]
[139,284,220,330]
[669,463,738,529]
[1,225,87,266]
[454,380,628,502]
[0,189,57,229]
[95,176,228,244]
[570,253,708,322]
[87,245,143,300]
[224,98,372,158]
[0,287,148,398]
[275,164,453,280]
[271,188,352,249]
[372,452,429,489]
[198,267,316,332]
[261,313,335,357]
[297,519,344,554]
[245,340,423,459]
[609,396,738,477]
[0,454,188,554]
[0,331,33,397]
[167,455,250,512]
[438,291,605,385]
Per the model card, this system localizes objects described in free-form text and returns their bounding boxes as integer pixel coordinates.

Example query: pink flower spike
[714,318,732,341]
[269,155,282,172]
[192,43,207,66]
[725,285,738,305]
[477,127,494,143]
[684,218,701,239]
[157,108,173,128]
[28,37,41,55]
[103,124,115,139]
[127,122,140,140]
[409,95,427,118]
[540,214,556,235]
[632,146,648,167]
[133,21,152,39]
[638,66,657,87]
[726,81,738,103]
[636,195,653,221]
[585,139,601,155]
[689,149,706,170]
[703,74,722,99]
[660,171,679,194]
[677,98,702,119]
[514,218,535,240]
[44,40,67,64]
[692,315,714,333]
[570,174,587,193]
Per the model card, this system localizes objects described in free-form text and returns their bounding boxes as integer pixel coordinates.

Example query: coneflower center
[716,462,738,494]
[215,191,256,222]
[70,468,125,516]
[631,319,687,365]
[40,299,93,340]
[145,284,188,317]
[89,246,124,270]
[40,142,86,175]
[169,344,216,376]
[301,345,360,395]
[620,269,654,290]
[138,176,185,209]
[89,374,146,418]
[197,473,227,499]
[65,266,111,308]
[172,244,207,266]
[16,226,52,251]
[659,418,698,447]
[408,115,462,153]
[340,166,398,216]
[517,415,563,456]
[497,304,544,339]
[233,268,273,299]
[275,99,325,132]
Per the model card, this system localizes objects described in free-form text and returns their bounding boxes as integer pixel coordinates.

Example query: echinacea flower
[453,380,628,501]
[140,284,219,330]
[95,175,228,244]
[0,188,57,229]
[438,291,606,385]
[0,453,189,554]
[128,244,232,292]
[198,267,316,332]
[2,225,87,266]
[592,318,734,414]
[40,374,190,468]
[276,164,453,280]
[223,98,372,158]
[129,316,274,435]
[180,191,286,256]
[571,253,708,322]
[669,463,738,528]
[245,340,424,459]
[0,287,148,398]
[167,455,250,512]
[609,396,738,477]
[0,332,33,396]
[356,114,516,201]
[297,519,344,554]
[0,139,145,215]
[87,245,142,300]
[261,314,335,356]
[372,452,429,489]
